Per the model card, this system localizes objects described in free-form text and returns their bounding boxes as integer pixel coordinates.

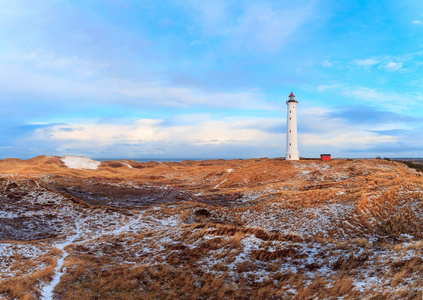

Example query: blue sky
[1,0,423,158]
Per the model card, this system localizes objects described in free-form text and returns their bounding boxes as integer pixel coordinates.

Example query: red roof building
[320,154,331,161]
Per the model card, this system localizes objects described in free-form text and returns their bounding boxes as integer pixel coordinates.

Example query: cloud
[383,61,403,71]
[366,129,409,136]
[315,83,423,117]
[2,50,109,78]
[23,108,396,158]
[294,106,402,157]
[34,118,282,144]
[3,106,422,159]
[183,0,230,33]
[326,105,419,125]
[341,87,384,101]
[353,59,379,67]
[0,51,275,110]
[113,80,268,108]
[350,51,423,74]
[26,116,284,157]
[351,57,405,71]
[345,142,423,155]
[337,86,416,110]
[317,84,340,92]
[412,20,422,25]
[231,2,315,53]
[321,60,333,68]
[3,123,66,138]
[320,59,343,69]
[20,113,389,158]
[184,0,317,53]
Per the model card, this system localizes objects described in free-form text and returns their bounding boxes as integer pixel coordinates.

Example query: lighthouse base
[286,153,299,160]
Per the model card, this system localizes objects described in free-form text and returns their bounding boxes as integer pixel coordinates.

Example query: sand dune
[0,157,422,299]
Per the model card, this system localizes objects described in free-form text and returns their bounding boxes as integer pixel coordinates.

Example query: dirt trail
[40,211,145,299]
[40,216,82,300]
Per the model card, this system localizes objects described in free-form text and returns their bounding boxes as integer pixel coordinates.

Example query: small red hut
[320,154,331,161]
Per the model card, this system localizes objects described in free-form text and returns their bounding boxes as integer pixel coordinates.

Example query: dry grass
[1,157,423,299]
[0,264,55,300]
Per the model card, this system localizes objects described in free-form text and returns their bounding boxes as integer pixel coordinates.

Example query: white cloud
[33,117,283,145]
[185,1,317,53]
[412,20,422,25]
[113,80,272,109]
[297,106,404,157]
[183,0,230,35]
[25,107,412,159]
[353,58,379,67]
[317,84,340,92]
[321,60,342,69]
[29,116,286,157]
[321,60,333,68]
[350,54,423,72]
[3,50,109,78]
[314,84,423,112]
[383,61,403,71]
[339,86,413,111]
[0,50,276,110]
[343,87,383,100]
[232,3,314,52]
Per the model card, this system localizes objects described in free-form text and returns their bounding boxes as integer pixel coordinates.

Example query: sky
[1,0,423,159]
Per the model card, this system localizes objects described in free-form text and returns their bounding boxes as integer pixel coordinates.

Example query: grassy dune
[0,157,422,299]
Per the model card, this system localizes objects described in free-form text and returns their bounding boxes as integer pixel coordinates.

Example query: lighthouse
[286,91,299,160]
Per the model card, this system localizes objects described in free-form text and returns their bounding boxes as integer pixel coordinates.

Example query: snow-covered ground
[61,156,101,170]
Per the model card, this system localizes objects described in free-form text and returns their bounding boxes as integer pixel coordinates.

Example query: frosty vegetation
[0,156,422,299]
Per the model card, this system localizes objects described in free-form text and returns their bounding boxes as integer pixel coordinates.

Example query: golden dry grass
[1,157,423,299]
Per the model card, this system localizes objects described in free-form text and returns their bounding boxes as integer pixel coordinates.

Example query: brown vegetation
[1,157,423,299]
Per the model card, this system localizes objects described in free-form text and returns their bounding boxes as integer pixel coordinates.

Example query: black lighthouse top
[287,91,298,104]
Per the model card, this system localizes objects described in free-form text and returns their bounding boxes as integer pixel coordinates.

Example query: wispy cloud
[317,84,340,92]
[3,104,421,159]
[351,57,405,71]
[349,52,423,72]
[1,1,423,159]
[326,105,420,125]
[382,61,403,71]
[353,59,379,67]
[0,50,276,110]
[321,60,342,69]
[296,107,402,157]
[316,83,423,111]
[184,0,317,53]
[26,116,285,157]
[2,50,109,78]
[33,117,283,144]
[366,129,410,136]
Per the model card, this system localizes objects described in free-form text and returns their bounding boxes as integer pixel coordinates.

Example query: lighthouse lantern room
[286,92,299,160]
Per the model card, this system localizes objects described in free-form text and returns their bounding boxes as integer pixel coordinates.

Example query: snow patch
[41,251,68,300]
[213,178,228,189]
[61,156,101,170]
[122,162,134,169]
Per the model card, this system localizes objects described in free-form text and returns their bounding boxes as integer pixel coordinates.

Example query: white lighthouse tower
[286,91,299,160]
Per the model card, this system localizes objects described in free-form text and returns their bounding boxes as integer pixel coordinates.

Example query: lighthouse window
[289,143,291,146]
[289,117,291,120]
[290,111,291,113]
[289,155,291,158]
[289,130,291,133]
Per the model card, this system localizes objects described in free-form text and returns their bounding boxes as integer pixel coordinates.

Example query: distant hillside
[0,157,422,299]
